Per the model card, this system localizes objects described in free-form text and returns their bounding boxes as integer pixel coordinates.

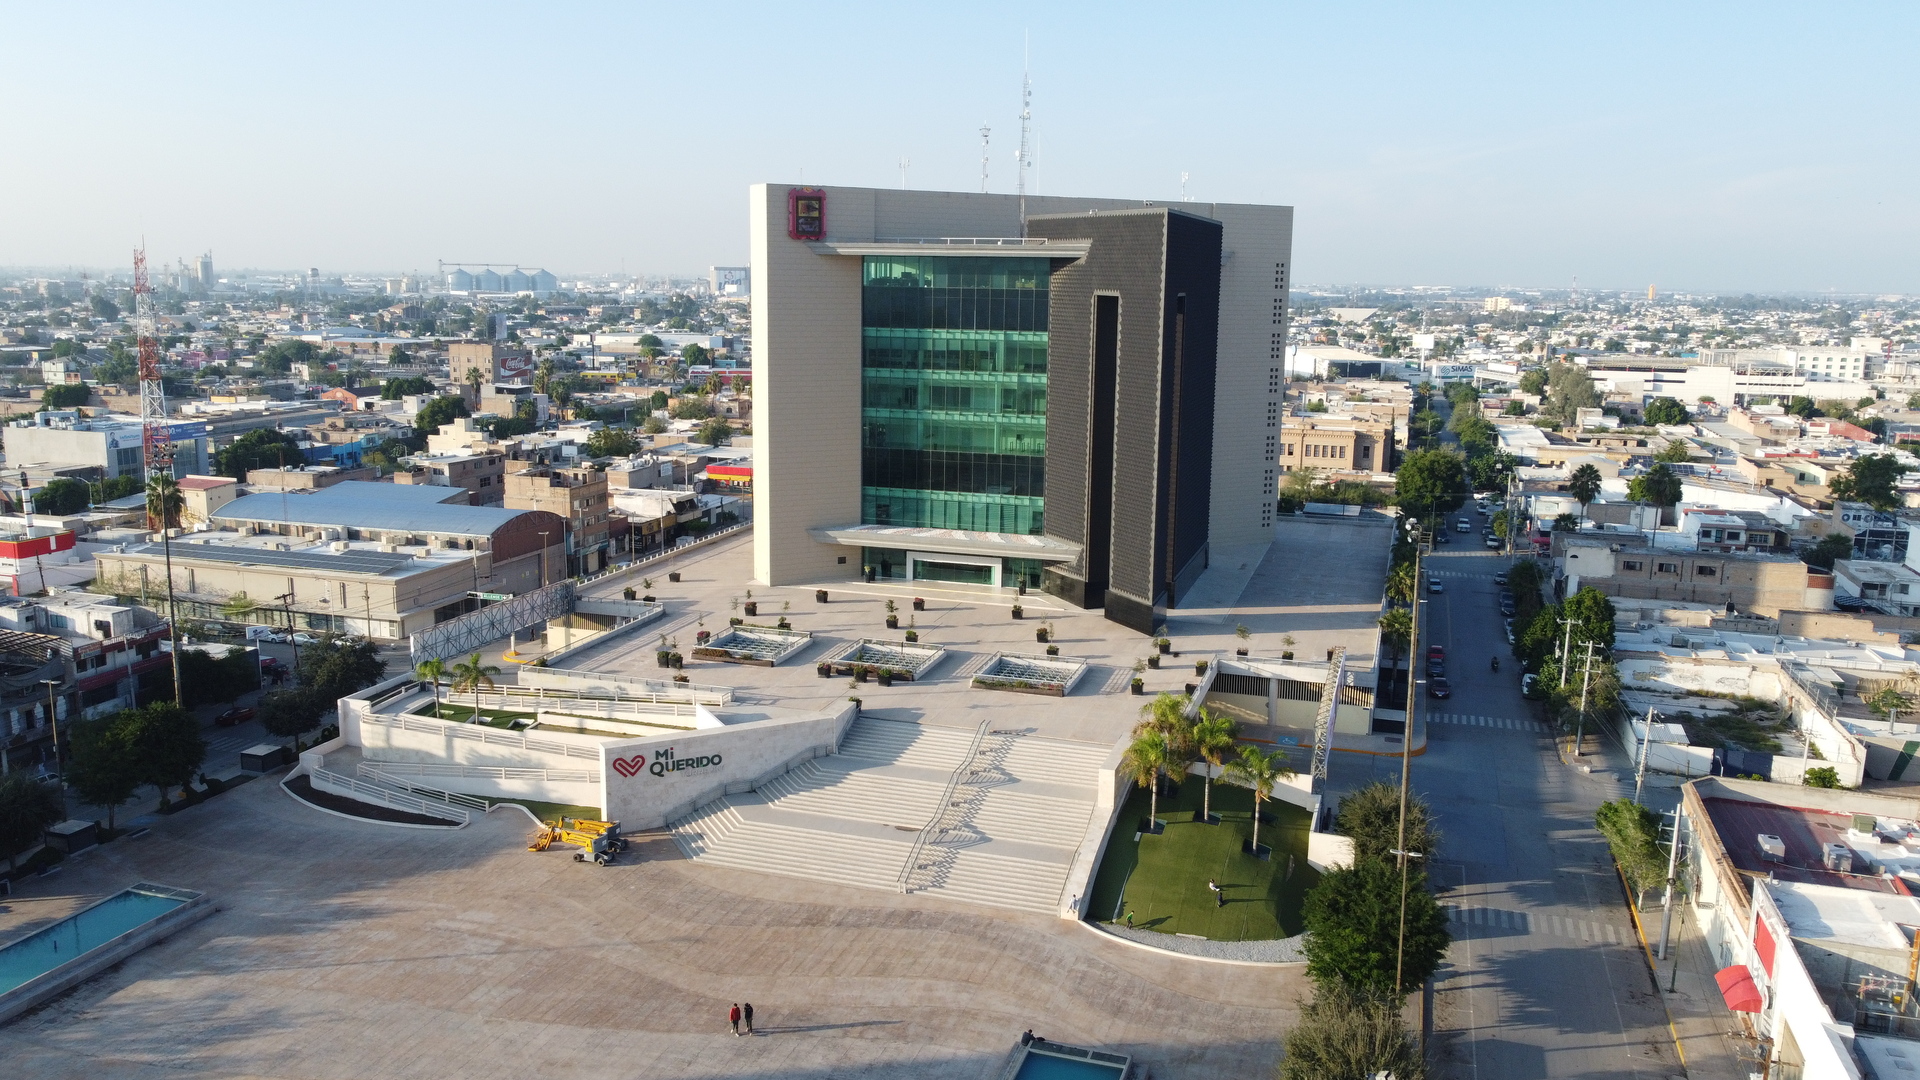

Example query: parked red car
[214,706,257,728]
[1426,645,1445,661]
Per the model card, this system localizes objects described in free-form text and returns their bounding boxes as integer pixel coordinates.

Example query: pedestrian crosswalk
[1424,569,1499,580]
[1443,903,1624,946]
[205,733,261,755]
[1428,713,1546,733]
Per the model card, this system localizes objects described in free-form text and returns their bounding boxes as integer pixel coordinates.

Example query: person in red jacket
[729,1003,741,1036]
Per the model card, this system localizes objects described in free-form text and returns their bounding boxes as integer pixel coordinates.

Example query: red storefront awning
[1715,965,1763,1013]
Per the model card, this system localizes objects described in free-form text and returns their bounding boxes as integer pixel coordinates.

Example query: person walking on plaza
[729,1003,741,1035]
[1208,879,1224,907]
[742,1002,754,1035]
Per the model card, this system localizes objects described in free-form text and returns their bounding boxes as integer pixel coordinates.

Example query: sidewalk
[1556,728,1753,1080]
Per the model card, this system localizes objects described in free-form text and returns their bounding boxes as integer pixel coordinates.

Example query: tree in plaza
[1279,979,1426,1080]
[127,702,207,809]
[1376,608,1412,664]
[0,772,64,872]
[1626,462,1683,512]
[1190,709,1240,824]
[64,712,142,830]
[1567,462,1602,524]
[415,657,448,717]
[1829,453,1913,512]
[298,635,387,703]
[259,687,324,742]
[1803,532,1854,571]
[1335,781,1441,867]
[1642,396,1690,426]
[1302,858,1451,998]
[1392,448,1468,521]
[1225,745,1294,855]
[1121,728,1175,825]
[450,652,501,722]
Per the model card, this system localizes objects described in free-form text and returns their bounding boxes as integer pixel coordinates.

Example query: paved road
[1327,548,1686,1080]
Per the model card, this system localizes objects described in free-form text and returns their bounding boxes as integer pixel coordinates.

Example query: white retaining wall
[599,703,856,831]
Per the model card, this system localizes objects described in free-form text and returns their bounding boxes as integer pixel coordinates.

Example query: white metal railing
[353,765,492,810]
[310,766,470,823]
[514,668,735,706]
[436,685,701,719]
[578,520,752,589]
[360,760,600,785]
[359,710,602,761]
[897,718,993,893]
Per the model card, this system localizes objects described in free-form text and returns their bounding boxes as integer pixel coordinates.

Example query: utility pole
[1657,809,1686,959]
[1633,705,1656,806]
[1395,519,1425,996]
[1573,640,1597,756]
[1559,616,1574,689]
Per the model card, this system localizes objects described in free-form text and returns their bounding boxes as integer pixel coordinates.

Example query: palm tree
[1226,745,1296,855]
[464,364,484,402]
[1135,691,1196,789]
[1377,608,1413,665]
[1569,463,1602,526]
[416,657,449,717]
[449,653,501,723]
[146,474,186,704]
[1121,729,1175,829]
[1192,708,1240,823]
[1385,562,1416,604]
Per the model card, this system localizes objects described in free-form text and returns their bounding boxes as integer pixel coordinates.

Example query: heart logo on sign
[611,754,647,778]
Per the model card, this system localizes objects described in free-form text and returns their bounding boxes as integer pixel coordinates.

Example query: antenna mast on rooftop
[132,245,172,501]
[1016,39,1032,234]
[978,126,991,192]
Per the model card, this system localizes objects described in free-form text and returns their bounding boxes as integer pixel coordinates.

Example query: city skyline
[3,2,1916,292]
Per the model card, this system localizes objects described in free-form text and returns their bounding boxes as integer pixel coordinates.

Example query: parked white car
[291,632,323,646]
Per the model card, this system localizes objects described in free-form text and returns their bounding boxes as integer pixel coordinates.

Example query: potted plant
[848,695,862,715]
[673,673,689,684]
[816,589,829,603]
[855,666,869,683]
[912,596,925,611]
[1131,676,1145,695]
[777,617,792,630]
[783,600,791,613]
[1147,654,1161,669]
[1035,623,1050,643]
[642,595,656,603]
[642,577,654,592]
[885,598,898,629]
[669,652,684,669]
[696,630,711,645]
[1281,633,1296,660]
[729,616,743,626]
[744,589,756,617]
[669,571,681,583]
[816,661,832,678]
[656,649,671,668]
[1195,659,1209,675]
[904,628,919,643]
[1046,644,1060,656]
[1155,636,1171,655]
[877,670,894,687]
[623,586,636,601]
[1011,603,1024,620]
[1235,623,1251,656]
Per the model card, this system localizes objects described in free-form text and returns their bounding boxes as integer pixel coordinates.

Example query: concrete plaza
[0,774,1303,1079]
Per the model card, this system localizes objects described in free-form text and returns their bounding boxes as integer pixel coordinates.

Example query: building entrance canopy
[808,523,1079,563]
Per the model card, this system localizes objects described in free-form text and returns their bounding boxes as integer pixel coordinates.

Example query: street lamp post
[537,531,551,588]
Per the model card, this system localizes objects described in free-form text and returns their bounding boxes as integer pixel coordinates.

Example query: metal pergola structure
[1310,646,1348,790]
[409,581,575,665]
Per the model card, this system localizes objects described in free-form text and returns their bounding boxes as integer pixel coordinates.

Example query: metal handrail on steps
[353,764,491,811]
[310,766,469,823]
[896,719,993,893]
[359,710,601,761]
[359,760,600,784]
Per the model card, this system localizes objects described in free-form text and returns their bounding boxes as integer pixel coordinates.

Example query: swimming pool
[0,884,198,996]
[1011,1043,1130,1079]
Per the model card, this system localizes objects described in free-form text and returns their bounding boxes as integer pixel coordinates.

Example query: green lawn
[487,798,606,825]
[414,702,535,728]
[1086,775,1317,941]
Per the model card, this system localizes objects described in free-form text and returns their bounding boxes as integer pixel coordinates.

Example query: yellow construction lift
[527,821,620,866]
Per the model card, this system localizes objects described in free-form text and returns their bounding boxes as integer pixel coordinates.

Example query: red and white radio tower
[132,246,172,504]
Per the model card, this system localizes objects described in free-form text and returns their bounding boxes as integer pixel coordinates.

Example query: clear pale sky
[5,2,1915,293]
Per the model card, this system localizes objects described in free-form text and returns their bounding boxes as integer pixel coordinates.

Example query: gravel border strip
[1085,919,1307,963]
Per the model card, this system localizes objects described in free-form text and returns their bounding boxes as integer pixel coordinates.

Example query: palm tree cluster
[1122,693,1293,848]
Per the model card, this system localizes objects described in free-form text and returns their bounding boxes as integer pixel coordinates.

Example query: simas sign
[612,746,723,780]
[787,187,825,241]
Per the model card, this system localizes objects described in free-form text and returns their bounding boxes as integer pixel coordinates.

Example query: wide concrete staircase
[668,717,1111,916]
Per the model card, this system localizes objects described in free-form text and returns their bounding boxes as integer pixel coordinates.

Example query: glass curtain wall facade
[860,256,1049,535]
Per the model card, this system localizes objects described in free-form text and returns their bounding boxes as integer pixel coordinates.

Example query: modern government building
[749,184,1294,633]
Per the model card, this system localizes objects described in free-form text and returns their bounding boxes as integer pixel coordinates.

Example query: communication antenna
[1017,37,1032,234]
[1180,171,1191,202]
[978,126,991,192]
[132,245,173,501]
[898,157,912,189]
